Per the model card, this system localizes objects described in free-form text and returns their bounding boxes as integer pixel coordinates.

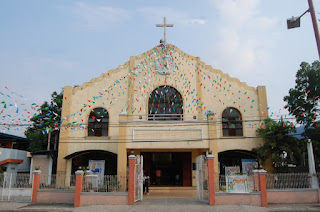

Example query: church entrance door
[142,152,191,186]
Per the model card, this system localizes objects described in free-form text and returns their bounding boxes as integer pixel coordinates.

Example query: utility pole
[307,139,319,188]
[47,131,51,151]
[308,0,320,59]
[287,0,320,59]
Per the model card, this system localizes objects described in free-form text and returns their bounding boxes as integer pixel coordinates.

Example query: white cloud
[189,19,207,25]
[73,2,130,29]
[211,0,278,75]
[138,7,207,25]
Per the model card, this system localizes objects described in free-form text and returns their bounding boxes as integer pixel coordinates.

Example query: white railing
[266,173,311,189]
[39,174,75,190]
[148,114,183,121]
[218,175,226,192]
[0,173,32,201]
[82,175,127,193]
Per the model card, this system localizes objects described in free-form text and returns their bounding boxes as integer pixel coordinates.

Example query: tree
[253,118,305,173]
[25,91,63,152]
[284,61,320,166]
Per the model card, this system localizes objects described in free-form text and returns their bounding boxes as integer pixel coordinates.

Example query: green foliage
[25,91,63,152]
[284,60,320,167]
[284,61,320,127]
[253,118,305,172]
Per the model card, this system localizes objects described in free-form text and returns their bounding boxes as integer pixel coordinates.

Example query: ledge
[220,136,246,139]
[267,188,319,192]
[38,189,75,193]
[85,136,110,140]
[81,192,128,196]
[216,192,260,195]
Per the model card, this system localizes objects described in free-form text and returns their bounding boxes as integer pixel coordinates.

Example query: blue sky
[0,0,319,136]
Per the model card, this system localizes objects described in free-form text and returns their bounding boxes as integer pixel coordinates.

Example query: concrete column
[128,154,136,205]
[118,114,128,188]
[207,154,215,206]
[74,170,84,208]
[307,139,319,188]
[207,113,219,191]
[253,170,260,191]
[32,170,41,203]
[57,86,73,177]
[257,170,268,207]
[195,57,204,118]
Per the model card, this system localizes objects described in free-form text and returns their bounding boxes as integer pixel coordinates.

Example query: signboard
[225,166,240,176]
[88,160,105,185]
[241,159,258,175]
[241,159,258,192]
[226,175,249,193]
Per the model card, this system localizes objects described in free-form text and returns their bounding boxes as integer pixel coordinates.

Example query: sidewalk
[0,201,319,212]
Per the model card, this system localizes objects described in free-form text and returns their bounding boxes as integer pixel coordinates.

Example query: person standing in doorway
[155,169,162,185]
[143,171,150,195]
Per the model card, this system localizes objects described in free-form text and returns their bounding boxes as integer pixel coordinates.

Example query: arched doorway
[148,85,183,121]
[218,150,258,175]
[64,150,117,175]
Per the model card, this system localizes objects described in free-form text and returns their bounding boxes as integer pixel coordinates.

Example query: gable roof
[0,132,29,143]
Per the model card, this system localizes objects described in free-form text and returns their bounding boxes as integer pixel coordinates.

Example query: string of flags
[1,45,319,134]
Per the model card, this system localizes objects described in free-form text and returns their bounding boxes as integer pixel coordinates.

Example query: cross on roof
[156,17,173,45]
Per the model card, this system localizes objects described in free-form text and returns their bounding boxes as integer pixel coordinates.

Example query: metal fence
[0,173,32,202]
[218,175,226,192]
[39,174,75,190]
[266,173,310,189]
[82,175,127,193]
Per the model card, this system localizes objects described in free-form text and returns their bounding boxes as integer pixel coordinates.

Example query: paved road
[1,201,320,212]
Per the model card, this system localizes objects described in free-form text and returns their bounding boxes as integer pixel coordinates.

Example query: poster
[88,160,105,185]
[226,175,249,193]
[241,159,258,192]
[241,159,258,175]
[225,166,240,176]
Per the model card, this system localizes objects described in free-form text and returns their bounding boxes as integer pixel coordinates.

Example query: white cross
[156,17,173,45]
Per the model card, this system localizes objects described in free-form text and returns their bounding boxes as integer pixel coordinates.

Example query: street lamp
[287,0,320,59]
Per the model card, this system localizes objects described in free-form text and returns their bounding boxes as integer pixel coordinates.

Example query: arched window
[88,108,109,137]
[148,86,183,121]
[222,107,243,136]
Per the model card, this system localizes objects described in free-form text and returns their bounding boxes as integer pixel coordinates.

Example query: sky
[0,0,319,137]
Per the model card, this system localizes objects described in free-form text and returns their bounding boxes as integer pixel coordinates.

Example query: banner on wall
[225,166,240,176]
[226,175,249,193]
[89,160,105,185]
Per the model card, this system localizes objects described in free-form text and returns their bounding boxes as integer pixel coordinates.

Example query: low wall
[215,192,261,206]
[0,188,32,197]
[267,188,319,204]
[80,192,128,206]
[37,190,74,204]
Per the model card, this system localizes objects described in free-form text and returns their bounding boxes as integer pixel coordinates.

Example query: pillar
[207,154,215,206]
[254,169,268,207]
[118,113,128,188]
[57,86,73,177]
[74,170,84,208]
[128,154,136,205]
[253,170,260,191]
[32,170,41,203]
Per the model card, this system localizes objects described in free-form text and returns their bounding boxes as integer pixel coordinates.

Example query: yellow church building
[57,43,269,187]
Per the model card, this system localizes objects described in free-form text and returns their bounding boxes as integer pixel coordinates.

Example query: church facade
[57,44,269,187]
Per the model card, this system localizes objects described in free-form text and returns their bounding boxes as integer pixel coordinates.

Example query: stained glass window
[222,107,243,136]
[148,86,183,121]
[88,107,109,137]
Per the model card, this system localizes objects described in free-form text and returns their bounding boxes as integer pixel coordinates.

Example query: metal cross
[156,17,173,45]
